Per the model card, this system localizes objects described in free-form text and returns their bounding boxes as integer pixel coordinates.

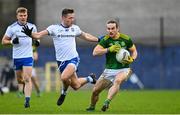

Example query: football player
[86,20,137,112]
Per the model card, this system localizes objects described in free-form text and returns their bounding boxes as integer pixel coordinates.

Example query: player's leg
[57,77,70,106]
[31,77,41,96]
[0,84,4,95]
[15,70,25,97]
[69,70,96,90]
[60,58,96,91]
[101,69,131,112]
[56,61,72,106]
[86,77,112,111]
[23,66,33,108]
[13,59,25,97]
[57,63,78,106]
[31,68,40,97]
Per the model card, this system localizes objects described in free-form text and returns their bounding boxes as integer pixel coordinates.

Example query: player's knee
[61,76,68,82]
[114,79,123,85]
[24,76,31,83]
[17,78,24,84]
[92,88,100,96]
[71,84,81,91]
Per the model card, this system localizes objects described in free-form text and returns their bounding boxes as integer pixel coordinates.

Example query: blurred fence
[1,0,180,46]
[0,0,180,90]
[1,45,180,89]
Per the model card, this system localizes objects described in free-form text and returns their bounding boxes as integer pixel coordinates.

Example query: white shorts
[32,68,37,77]
[99,68,131,83]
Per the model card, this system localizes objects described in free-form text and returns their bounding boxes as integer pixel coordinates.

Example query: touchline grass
[0,90,180,114]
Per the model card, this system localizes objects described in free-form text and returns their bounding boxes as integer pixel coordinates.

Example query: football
[116,48,130,63]
[1,87,9,93]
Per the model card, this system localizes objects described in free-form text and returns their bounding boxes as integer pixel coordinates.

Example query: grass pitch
[0,90,180,114]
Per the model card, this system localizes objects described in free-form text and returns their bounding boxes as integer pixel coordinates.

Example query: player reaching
[21,8,99,107]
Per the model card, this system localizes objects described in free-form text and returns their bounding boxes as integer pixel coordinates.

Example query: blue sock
[25,97,30,103]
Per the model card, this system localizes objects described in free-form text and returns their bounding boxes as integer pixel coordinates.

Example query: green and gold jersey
[32,42,38,67]
[32,45,37,53]
[99,33,133,69]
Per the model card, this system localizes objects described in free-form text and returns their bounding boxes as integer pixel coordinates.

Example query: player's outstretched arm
[22,25,48,39]
[80,32,99,42]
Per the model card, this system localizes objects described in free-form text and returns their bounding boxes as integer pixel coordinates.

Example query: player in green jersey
[31,40,41,97]
[86,20,138,112]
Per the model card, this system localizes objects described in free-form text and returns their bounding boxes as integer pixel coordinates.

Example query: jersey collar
[60,23,70,28]
[17,21,27,26]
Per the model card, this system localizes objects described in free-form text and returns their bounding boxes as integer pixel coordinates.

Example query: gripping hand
[108,44,121,53]
[21,25,33,37]
[11,37,19,44]
[122,56,134,64]
[32,40,40,47]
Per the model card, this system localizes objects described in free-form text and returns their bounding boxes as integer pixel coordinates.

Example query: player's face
[62,13,75,27]
[16,12,28,25]
[106,23,119,38]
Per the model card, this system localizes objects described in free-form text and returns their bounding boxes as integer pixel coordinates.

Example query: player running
[2,7,37,108]
[86,20,138,112]
[21,8,98,107]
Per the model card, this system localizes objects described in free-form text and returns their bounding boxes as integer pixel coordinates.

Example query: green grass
[0,90,180,114]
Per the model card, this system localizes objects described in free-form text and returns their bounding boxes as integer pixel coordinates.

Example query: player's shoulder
[8,22,18,28]
[71,24,80,29]
[120,33,131,40]
[99,35,110,41]
[27,22,36,27]
[49,24,61,28]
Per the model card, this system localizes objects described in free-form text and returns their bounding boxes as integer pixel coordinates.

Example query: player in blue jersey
[2,7,37,108]
[22,8,99,107]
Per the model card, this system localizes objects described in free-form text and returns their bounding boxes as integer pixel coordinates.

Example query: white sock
[86,76,93,83]
[61,89,67,95]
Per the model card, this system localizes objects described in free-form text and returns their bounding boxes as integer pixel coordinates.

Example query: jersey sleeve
[46,25,55,36]
[75,26,82,37]
[126,36,133,49]
[32,24,37,32]
[98,35,104,42]
[5,26,13,39]
[98,37,108,48]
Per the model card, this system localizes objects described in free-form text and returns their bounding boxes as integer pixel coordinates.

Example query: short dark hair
[107,20,119,28]
[62,8,74,17]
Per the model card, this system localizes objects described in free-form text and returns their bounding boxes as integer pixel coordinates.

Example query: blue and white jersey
[5,21,37,59]
[47,24,82,61]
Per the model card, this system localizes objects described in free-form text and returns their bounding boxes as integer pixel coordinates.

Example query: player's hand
[108,44,121,53]
[32,40,40,47]
[121,56,134,64]
[11,37,19,44]
[21,25,33,37]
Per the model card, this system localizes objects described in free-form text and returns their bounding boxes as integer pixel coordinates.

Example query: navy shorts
[13,57,33,70]
[57,57,80,73]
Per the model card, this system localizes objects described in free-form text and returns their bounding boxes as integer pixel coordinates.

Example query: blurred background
[0,0,180,92]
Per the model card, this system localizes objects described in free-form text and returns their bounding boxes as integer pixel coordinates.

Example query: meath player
[32,39,41,97]
[86,20,137,112]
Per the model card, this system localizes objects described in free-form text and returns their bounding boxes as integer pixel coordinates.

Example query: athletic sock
[86,76,93,83]
[104,99,111,105]
[61,89,67,95]
[25,97,30,103]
